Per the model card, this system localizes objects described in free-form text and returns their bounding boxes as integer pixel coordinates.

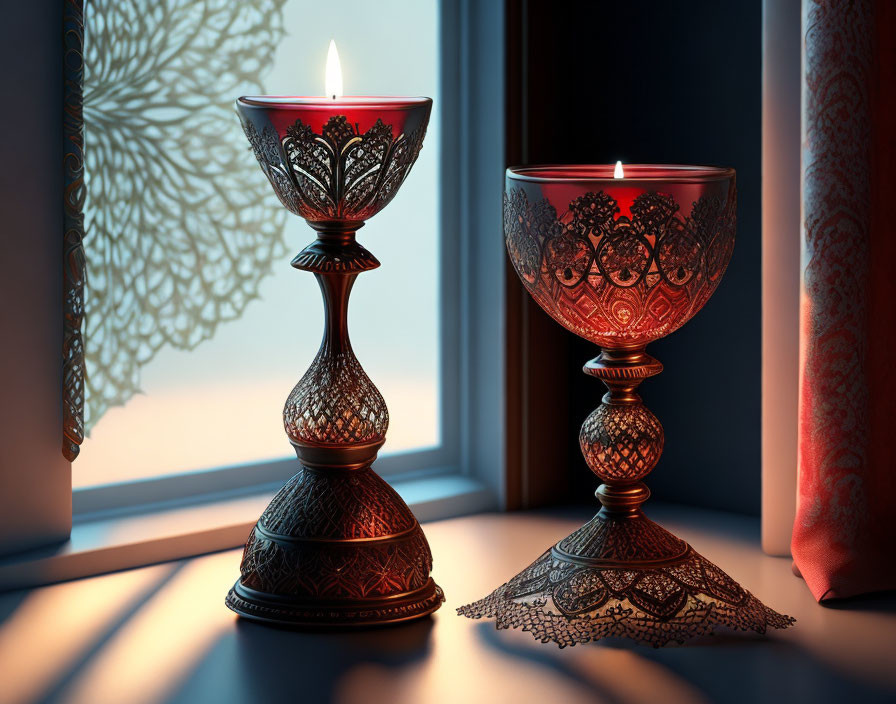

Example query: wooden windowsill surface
[0,503,894,704]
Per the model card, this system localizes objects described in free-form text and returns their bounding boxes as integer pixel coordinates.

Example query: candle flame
[325,40,343,99]
[614,160,624,179]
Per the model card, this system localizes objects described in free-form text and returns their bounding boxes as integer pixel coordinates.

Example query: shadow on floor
[821,590,896,614]
[165,616,434,703]
[0,589,28,628]
[33,563,186,704]
[475,621,896,704]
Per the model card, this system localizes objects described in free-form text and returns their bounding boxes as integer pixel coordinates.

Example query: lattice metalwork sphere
[580,403,664,483]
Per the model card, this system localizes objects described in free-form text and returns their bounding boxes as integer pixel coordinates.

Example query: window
[71,0,505,519]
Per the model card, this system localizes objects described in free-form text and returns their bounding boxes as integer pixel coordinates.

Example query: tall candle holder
[225,96,443,627]
[459,165,794,647]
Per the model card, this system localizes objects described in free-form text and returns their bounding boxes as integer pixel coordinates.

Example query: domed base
[458,512,794,648]
[226,578,444,628]
[226,465,444,628]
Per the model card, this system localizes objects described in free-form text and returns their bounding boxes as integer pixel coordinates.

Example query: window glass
[77,0,440,488]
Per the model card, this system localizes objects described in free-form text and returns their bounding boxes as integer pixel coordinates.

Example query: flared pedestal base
[226,578,444,628]
[226,465,444,628]
[458,512,794,648]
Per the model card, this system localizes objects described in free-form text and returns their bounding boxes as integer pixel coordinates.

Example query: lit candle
[325,39,343,100]
[236,41,432,221]
[614,160,624,179]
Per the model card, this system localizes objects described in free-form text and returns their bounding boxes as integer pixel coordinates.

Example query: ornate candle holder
[225,97,444,627]
[459,165,794,647]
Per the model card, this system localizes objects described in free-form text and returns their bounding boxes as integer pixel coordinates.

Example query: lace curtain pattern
[81,0,289,431]
[793,0,896,600]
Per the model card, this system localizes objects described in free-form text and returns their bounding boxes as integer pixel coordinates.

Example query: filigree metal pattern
[258,467,416,539]
[580,403,664,483]
[242,121,304,216]
[80,0,289,431]
[464,173,793,644]
[504,188,735,347]
[242,115,427,223]
[240,525,433,599]
[458,544,795,648]
[283,348,389,446]
[229,466,443,620]
[557,515,687,565]
[227,97,441,627]
[461,344,794,645]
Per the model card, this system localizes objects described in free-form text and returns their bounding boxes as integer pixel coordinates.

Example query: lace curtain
[792,0,896,601]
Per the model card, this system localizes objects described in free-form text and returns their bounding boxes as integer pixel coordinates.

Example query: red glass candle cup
[225,96,444,627]
[459,164,794,647]
[236,96,431,224]
[504,164,736,348]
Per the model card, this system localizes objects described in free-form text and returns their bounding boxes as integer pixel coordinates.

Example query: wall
[761,0,801,552]
[519,0,763,514]
[0,2,72,555]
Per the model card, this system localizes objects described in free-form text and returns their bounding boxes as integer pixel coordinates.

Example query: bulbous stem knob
[581,348,664,516]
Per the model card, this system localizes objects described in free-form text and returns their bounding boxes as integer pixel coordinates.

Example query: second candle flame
[325,40,343,99]
[614,161,624,179]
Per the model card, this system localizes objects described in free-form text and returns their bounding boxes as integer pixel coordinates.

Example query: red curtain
[793,0,896,601]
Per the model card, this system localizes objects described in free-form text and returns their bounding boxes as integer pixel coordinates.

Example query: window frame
[65,0,506,523]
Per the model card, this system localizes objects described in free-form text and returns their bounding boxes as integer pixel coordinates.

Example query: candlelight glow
[325,39,343,99]
[614,160,624,179]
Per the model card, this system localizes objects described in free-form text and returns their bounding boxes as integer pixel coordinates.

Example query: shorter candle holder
[225,97,443,627]
[459,165,794,647]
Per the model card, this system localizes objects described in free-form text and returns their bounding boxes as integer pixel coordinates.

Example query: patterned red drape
[794,0,896,601]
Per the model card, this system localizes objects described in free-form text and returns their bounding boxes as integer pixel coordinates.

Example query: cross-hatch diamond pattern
[284,349,388,446]
[580,403,664,483]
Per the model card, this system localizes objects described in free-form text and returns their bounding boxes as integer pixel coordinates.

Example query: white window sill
[0,471,495,592]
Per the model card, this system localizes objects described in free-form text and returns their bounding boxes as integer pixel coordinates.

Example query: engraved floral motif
[242,114,427,223]
[229,99,438,626]
[242,121,304,215]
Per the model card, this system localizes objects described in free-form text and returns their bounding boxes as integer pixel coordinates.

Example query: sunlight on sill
[2,507,894,704]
